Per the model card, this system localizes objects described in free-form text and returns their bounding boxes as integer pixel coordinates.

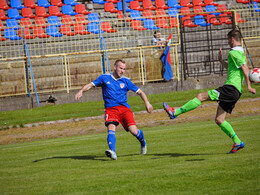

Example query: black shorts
[209,85,241,114]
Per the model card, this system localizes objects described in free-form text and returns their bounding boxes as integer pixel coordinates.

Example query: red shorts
[104,105,136,130]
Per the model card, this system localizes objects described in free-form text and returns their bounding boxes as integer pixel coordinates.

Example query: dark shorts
[208,85,241,114]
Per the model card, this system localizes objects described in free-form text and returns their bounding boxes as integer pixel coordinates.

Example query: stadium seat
[62,15,74,26]
[155,0,170,9]
[155,9,169,19]
[144,19,160,29]
[117,11,132,21]
[180,0,193,7]
[49,5,63,16]
[33,26,50,37]
[4,28,21,40]
[169,17,178,27]
[207,14,221,25]
[193,6,207,16]
[35,6,50,17]
[75,14,88,24]
[64,0,80,6]
[143,0,156,10]
[74,23,90,35]
[48,16,62,27]
[19,27,35,39]
[206,5,220,15]
[168,0,183,9]
[143,9,155,20]
[20,17,34,28]
[236,12,247,23]
[192,0,205,7]
[24,0,37,8]
[6,18,20,29]
[93,0,108,4]
[0,32,7,41]
[107,0,120,3]
[0,9,9,20]
[130,1,143,11]
[62,5,78,16]
[254,0,260,2]
[217,4,228,11]
[104,3,119,13]
[236,0,250,3]
[204,0,218,6]
[250,2,260,12]
[46,25,63,37]
[35,17,48,27]
[8,9,24,19]
[0,0,10,10]
[87,22,104,34]
[10,0,25,10]
[180,7,194,16]
[131,20,147,30]
[117,2,132,12]
[156,18,171,28]
[168,8,179,17]
[101,21,117,32]
[194,15,209,26]
[219,13,232,24]
[181,16,198,27]
[0,20,4,31]
[38,0,51,8]
[22,8,35,18]
[51,0,64,7]
[60,24,77,36]
[75,4,91,15]
[130,10,144,21]
[88,13,100,22]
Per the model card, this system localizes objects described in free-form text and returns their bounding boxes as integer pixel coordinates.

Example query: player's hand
[75,90,83,101]
[146,102,153,114]
[248,87,256,94]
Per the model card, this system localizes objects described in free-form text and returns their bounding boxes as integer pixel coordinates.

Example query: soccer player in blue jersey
[75,59,153,160]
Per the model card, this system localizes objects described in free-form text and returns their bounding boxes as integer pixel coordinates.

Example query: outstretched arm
[137,89,153,113]
[75,82,95,100]
[218,48,228,69]
[241,64,256,94]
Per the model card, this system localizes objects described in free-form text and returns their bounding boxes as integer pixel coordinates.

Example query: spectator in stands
[75,59,153,160]
[163,29,256,154]
[152,30,166,48]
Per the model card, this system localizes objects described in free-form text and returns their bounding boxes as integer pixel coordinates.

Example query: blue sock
[107,130,116,152]
[136,129,146,146]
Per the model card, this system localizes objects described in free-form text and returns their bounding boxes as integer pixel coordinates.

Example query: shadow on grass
[33,155,110,162]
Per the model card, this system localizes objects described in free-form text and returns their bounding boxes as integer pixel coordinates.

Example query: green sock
[175,97,201,117]
[219,121,241,144]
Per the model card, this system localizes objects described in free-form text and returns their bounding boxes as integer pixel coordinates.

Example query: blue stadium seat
[10,0,25,10]
[8,8,24,19]
[6,18,20,29]
[38,0,51,8]
[168,8,179,17]
[117,2,132,12]
[48,16,62,27]
[144,19,160,30]
[87,22,104,34]
[64,0,80,6]
[93,0,107,4]
[194,15,210,26]
[168,0,183,9]
[205,5,220,15]
[130,10,144,21]
[62,5,78,16]
[46,25,63,37]
[5,28,21,40]
[250,2,260,12]
[88,13,100,22]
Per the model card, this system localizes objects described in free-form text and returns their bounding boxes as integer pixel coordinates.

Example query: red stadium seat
[143,9,155,20]
[117,11,132,21]
[24,0,37,8]
[35,16,48,28]
[75,14,88,25]
[74,23,90,35]
[169,17,178,27]
[19,27,35,39]
[236,12,246,23]
[219,13,232,24]
[0,32,7,41]
[143,0,156,10]
[104,2,119,13]
[155,9,169,19]
[155,0,170,10]
[156,18,171,28]
[101,21,117,33]
[49,5,63,16]
[33,26,50,38]
[193,6,207,16]
[0,9,9,20]
[181,16,198,27]
[0,20,4,31]
[130,1,143,11]
[207,14,222,25]
[180,7,195,17]
[20,17,34,28]
[22,8,35,18]
[192,0,205,7]
[204,0,218,6]
[60,24,77,36]
[0,0,10,10]
[62,15,74,26]
[131,20,147,30]
[106,0,120,3]
[75,4,91,15]
[51,0,65,7]
[36,6,49,17]
[180,0,193,7]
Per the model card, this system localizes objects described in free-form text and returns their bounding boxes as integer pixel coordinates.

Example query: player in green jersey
[163,29,256,154]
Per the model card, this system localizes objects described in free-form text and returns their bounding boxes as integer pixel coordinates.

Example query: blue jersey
[92,73,140,109]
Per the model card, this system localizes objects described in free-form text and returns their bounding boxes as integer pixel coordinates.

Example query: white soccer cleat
[140,145,147,155]
[105,149,117,160]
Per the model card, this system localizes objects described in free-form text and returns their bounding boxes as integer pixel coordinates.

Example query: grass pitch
[0,115,259,194]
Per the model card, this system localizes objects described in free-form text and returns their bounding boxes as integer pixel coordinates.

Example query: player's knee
[215,117,223,126]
